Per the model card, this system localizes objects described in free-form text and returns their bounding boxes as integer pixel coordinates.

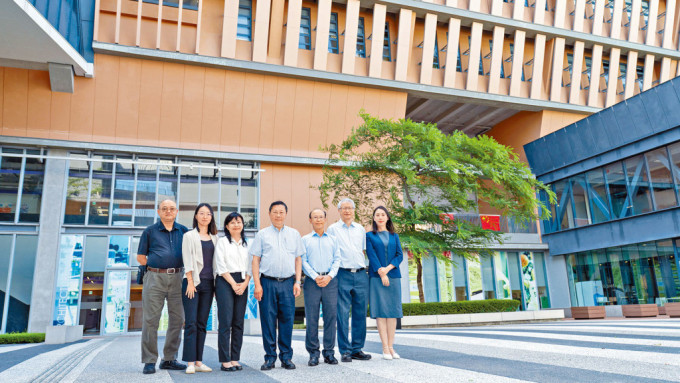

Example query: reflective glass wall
[540,141,680,234]
[407,251,550,310]
[0,148,45,223]
[566,240,680,306]
[0,234,38,333]
[63,153,260,229]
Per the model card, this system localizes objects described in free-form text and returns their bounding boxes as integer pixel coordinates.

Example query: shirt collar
[339,220,356,229]
[270,224,286,232]
[158,221,179,232]
[312,231,327,238]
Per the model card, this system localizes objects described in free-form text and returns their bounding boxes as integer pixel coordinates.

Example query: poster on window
[53,235,84,326]
[467,255,484,301]
[494,252,512,299]
[408,255,420,303]
[104,270,129,334]
[521,252,540,310]
[438,256,455,302]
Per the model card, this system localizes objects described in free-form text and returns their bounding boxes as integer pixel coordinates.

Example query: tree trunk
[416,257,425,303]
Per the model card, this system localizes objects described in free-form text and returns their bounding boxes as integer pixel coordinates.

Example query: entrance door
[102,267,139,335]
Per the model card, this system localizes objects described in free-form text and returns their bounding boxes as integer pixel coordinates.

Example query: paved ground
[1,318,679,382]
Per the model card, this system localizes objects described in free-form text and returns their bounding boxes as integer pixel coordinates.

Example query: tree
[318,113,555,302]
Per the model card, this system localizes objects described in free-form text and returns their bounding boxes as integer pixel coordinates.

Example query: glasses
[160,207,177,212]
[197,212,213,217]
[340,207,354,211]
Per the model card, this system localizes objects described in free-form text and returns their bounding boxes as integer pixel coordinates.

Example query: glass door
[102,267,134,335]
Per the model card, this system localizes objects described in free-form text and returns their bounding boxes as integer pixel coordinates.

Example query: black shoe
[324,355,339,365]
[221,365,236,372]
[233,364,243,371]
[159,360,186,370]
[281,360,296,370]
[260,360,276,371]
[341,353,352,363]
[350,351,372,361]
[143,363,156,374]
[308,357,319,367]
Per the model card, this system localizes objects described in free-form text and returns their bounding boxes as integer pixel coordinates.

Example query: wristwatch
[295,280,302,286]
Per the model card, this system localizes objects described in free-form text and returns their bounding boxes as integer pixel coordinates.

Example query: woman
[214,212,251,372]
[181,203,219,374]
[365,206,404,360]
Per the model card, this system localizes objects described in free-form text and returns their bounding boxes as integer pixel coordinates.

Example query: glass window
[467,255,483,300]
[553,179,573,230]
[520,252,540,310]
[422,255,439,302]
[53,235,84,326]
[383,22,391,61]
[452,253,467,301]
[481,255,495,299]
[65,154,90,225]
[507,252,523,309]
[645,148,677,210]
[656,240,678,303]
[534,252,550,308]
[586,168,610,223]
[157,159,178,224]
[299,8,312,50]
[178,161,200,226]
[220,166,239,228]
[112,157,134,226]
[131,236,141,266]
[328,12,339,54]
[624,155,653,215]
[637,242,659,303]
[135,159,158,227]
[571,174,591,227]
[437,256,455,302]
[620,244,644,304]
[200,166,220,221]
[493,252,512,299]
[89,155,114,225]
[6,235,38,333]
[433,36,440,70]
[0,235,12,328]
[240,164,258,229]
[605,247,627,305]
[565,253,578,306]
[108,236,130,267]
[667,142,680,201]
[605,161,630,218]
[19,154,44,223]
[356,17,366,58]
[0,149,23,222]
[80,236,107,334]
[237,0,252,41]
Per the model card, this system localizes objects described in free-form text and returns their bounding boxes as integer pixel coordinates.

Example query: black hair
[308,208,327,219]
[269,200,288,212]
[193,203,218,235]
[224,212,247,247]
[371,206,395,234]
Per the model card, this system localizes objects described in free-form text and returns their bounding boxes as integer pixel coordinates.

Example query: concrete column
[642,53,655,90]
[488,26,505,94]
[530,34,547,99]
[252,0,272,62]
[545,254,571,309]
[591,0,606,35]
[221,0,239,58]
[549,37,566,102]
[268,0,286,58]
[605,48,621,107]
[283,0,303,67]
[443,18,461,88]
[369,4,387,78]
[587,45,603,107]
[610,0,624,39]
[341,0,360,75]
[28,150,68,333]
[553,0,567,28]
[624,51,639,98]
[509,30,525,97]
[466,22,483,91]
[628,0,642,43]
[569,41,584,104]
[534,0,547,24]
[572,0,586,32]
[645,0,659,46]
[313,0,332,71]
[661,57,672,83]
[663,0,677,48]
[420,13,438,85]
[395,9,414,82]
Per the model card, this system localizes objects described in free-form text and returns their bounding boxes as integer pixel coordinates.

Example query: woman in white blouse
[214,212,252,372]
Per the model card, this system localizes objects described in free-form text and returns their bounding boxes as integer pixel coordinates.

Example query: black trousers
[181,278,214,362]
[215,273,248,362]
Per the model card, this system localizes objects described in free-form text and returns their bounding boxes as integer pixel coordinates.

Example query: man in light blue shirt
[250,201,304,371]
[327,198,371,362]
[302,208,341,367]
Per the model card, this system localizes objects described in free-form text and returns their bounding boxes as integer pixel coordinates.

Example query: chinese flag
[440,213,455,224]
[480,215,500,231]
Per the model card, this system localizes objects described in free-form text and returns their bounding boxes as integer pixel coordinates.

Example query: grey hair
[337,198,356,210]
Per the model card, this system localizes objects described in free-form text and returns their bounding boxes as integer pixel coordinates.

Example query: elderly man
[251,201,304,371]
[136,199,189,375]
[302,208,341,367]
[327,198,371,362]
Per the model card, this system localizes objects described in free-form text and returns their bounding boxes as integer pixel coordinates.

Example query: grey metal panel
[599,108,624,148]
[640,87,670,133]
[574,119,597,156]
[541,206,680,255]
[587,113,612,154]
[524,140,543,174]
[566,123,587,160]
[656,80,680,129]
[623,97,652,139]
[553,129,572,168]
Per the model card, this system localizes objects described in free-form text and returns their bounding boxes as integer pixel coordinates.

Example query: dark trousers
[259,277,295,362]
[215,274,248,363]
[304,276,338,358]
[181,278,214,362]
[336,269,368,355]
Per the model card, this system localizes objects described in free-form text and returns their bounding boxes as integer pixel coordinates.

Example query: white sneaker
[185,365,195,374]
[195,364,212,372]
[382,353,393,360]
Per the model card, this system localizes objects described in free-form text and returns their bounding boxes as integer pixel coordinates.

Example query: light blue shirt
[301,231,341,279]
[327,220,366,269]
[249,225,305,278]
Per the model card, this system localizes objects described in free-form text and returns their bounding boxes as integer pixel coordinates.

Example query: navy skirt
[369,277,403,319]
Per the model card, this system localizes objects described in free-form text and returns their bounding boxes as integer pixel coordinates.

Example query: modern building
[525,76,680,316]
[2,0,679,335]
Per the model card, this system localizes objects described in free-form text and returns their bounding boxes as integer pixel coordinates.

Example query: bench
[621,304,658,318]
[571,306,606,319]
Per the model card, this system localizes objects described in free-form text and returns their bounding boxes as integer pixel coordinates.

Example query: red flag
[480,214,500,231]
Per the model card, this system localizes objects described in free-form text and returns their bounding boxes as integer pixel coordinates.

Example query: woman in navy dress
[366,206,403,360]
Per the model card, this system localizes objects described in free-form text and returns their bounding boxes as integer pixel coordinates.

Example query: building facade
[3,0,680,334]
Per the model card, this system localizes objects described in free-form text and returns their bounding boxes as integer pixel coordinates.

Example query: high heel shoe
[382,348,393,360]
[389,348,400,359]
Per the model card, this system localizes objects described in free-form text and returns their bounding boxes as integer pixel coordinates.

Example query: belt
[317,272,329,276]
[340,267,366,273]
[147,266,184,274]
[261,274,295,282]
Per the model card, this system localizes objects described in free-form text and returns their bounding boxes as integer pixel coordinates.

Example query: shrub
[401,299,520,316]
[0,333,45,344]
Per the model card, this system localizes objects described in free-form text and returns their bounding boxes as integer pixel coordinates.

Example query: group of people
[136,197,404,375]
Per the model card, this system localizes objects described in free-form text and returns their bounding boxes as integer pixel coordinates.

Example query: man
[301,208,341,367]
[251,201,304,371]
[136,199,189,375]
[327,198,371,362]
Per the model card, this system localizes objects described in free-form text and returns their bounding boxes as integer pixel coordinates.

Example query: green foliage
[318,113,555,263]
[0,333,45,344]
[401,300,520,316]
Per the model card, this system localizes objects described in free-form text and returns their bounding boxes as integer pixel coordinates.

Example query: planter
[621,304,658,318]
[666,302,680,318]
[571,306,606,319]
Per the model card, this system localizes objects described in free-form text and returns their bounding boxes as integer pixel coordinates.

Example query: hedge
[401,299,520,316]
[0,333,45,344]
